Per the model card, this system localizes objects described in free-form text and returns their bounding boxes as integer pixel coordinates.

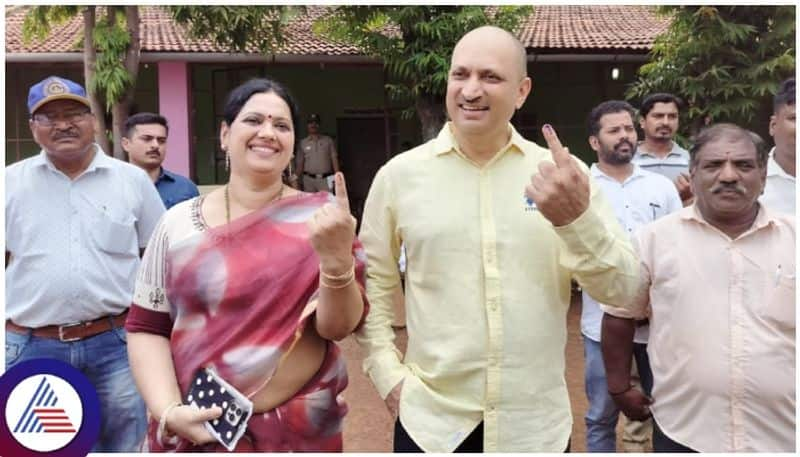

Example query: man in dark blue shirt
[123,112,199,209]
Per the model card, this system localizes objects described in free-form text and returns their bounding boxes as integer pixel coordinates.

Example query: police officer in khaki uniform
[297,113,340,192]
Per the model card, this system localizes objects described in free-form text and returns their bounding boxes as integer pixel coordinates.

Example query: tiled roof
[138,6,364,55]
[520,5,669,51]
[6,6,669,55]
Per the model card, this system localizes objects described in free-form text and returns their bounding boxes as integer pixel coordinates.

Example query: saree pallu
[146,192,367,452]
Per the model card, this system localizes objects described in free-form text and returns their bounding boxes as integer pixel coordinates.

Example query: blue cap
[28,76,91,115]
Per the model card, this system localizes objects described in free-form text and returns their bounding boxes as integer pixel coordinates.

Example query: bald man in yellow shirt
[356,26,640,452]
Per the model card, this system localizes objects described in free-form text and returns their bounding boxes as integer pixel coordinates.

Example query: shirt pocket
[90,210,137,255]
[763,272,795,331]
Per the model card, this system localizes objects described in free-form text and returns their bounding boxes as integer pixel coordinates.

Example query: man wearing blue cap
[5,76,165,451]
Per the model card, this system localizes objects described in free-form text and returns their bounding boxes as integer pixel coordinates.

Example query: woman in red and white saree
[126,78,368,452]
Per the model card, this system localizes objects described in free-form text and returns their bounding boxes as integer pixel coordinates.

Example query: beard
[600,139,636,165]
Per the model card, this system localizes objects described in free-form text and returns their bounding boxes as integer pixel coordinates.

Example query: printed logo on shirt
[0,359,100,457]
[524,195,538,212]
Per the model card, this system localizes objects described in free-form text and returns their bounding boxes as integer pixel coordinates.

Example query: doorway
[336,116,395,227]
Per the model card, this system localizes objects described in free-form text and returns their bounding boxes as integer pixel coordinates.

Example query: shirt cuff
[599,303,647,320]
[552,205,608,254]
[365,350,409,399]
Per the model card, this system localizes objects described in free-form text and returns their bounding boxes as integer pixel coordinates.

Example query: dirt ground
[339,294,631,452]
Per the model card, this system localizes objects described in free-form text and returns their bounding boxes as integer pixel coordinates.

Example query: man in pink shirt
[601,123,795,452]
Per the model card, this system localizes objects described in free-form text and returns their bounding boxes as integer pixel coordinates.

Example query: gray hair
[689,123,768,169]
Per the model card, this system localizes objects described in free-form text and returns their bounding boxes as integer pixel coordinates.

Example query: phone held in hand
[184,367,254,451]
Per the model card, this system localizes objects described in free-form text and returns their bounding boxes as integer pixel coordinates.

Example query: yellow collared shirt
[356,123,639,452]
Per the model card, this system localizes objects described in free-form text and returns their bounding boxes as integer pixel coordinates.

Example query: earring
[222,145,229,171]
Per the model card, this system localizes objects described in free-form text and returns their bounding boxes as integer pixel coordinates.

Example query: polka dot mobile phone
[185,367,254,451]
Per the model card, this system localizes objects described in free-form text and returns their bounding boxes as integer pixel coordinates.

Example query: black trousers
[653,419,697,453]
[394,420,571,452]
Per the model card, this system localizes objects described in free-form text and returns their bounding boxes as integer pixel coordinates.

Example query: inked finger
[541,124,572,169]
[334,172,350,212]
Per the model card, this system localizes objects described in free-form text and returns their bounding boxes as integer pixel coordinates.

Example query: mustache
[614,139,635,151]
[52,131,79,140]
[711,182,746,195]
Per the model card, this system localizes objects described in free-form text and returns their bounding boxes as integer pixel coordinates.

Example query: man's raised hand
[524,124,590,226]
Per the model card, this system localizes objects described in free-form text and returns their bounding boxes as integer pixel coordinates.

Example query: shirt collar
[635,142,686,159]
[766,148,795,180]
[433,122,526,159]
[681,202,778,237]
[156,167,176,183]
[33,143,113,174]
[590,162,647,184]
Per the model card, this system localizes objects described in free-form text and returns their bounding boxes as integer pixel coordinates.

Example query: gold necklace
[225,183,284,225]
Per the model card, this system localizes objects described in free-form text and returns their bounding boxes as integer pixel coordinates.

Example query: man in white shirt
[5,76,165,451]
[580,101,682,452]
[761,77,795,215]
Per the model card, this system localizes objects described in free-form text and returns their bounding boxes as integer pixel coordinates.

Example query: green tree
[314,6,532,140]
[24,6,139,156]
[627,6,795,138]
[22,6,299,159]
[170,6,302,55]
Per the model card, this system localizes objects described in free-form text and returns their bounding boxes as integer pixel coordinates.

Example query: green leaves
[91,10,133,111]
[169,6,304,54]
[627,6,795,134]
[21,6,134,111]
[313,6,532,135]
[21,6,80,44]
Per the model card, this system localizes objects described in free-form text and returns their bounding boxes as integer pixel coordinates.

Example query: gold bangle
[319,261,355,281]
[156,400,182,446]
[320,274,356,289]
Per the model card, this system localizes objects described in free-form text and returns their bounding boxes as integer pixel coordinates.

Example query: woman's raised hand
[307,172,357,274]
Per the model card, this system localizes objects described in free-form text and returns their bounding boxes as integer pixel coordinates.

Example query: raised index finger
[542,124,572,168]
[334,172,350,212]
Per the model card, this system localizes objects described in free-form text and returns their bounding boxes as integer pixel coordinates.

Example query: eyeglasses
[32,110,92,127]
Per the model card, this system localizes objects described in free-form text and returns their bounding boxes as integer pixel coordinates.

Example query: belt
[303,172,334,179]
[6,311,129,342]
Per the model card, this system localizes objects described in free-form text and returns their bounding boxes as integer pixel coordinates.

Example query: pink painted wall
[157,61,191,177]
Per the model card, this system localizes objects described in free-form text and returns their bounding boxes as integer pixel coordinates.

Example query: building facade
[6,6,667,215]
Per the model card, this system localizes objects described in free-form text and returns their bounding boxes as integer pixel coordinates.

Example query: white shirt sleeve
[135,170,167,248]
